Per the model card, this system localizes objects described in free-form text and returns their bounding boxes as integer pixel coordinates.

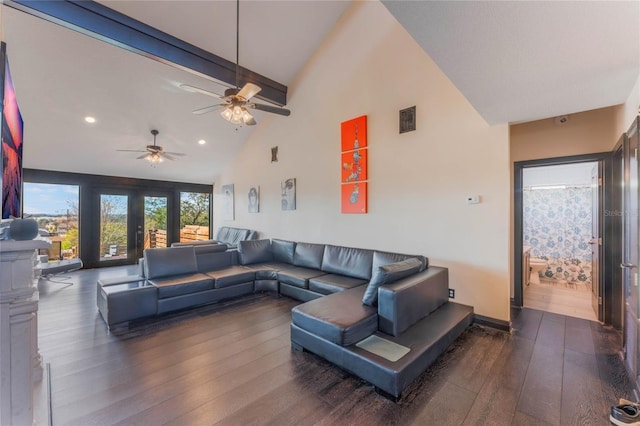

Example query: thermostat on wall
[466,195,481,204]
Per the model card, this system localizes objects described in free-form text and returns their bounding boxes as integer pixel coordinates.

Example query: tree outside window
[180,192,210,242]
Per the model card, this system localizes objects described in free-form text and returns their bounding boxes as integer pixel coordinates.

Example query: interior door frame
[611,136,625,329]
[513,152,612,324]
[622,116,640,383]
[591,162,603,317]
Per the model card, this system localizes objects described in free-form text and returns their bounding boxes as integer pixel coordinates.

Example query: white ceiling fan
[180,0,291,126]
[117,129,185,163]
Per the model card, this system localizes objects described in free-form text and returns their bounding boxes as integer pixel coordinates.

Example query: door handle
[621,263,637,269]
[588,241,596,245]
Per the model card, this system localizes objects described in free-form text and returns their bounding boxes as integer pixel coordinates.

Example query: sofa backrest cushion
[214,227,253,246]
[238,239,273,265]
[144,246,197,279]
[171,239,218,247]
[321,245,374,280]
[271,239,296,264]
[362,258,423,306]
[196,250,234,272]
[372,250,428,274]
[293,242,326,270]
[193,244,228,255]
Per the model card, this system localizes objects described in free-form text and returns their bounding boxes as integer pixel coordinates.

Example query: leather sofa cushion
[144,246,197,279]
[309,274,368,295]
[271,239,296,264]
[292,286,377,346]
[293,242,325,270]
[171,239,219,247]
[196,251,234,273]
[321,245,373,280]
[362,258,423,306]
[148,273,213,298]
[278,267,327,289]
[372,250,428,273]
[193,244,228,254]
[243,262,292,280]
[238,239,273,265]
[206,266,256,289]
[215,227,252,247]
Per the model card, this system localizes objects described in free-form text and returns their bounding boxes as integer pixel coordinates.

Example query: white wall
[215,1,511,321]
[615,73,640,138]
[523,162,597,187]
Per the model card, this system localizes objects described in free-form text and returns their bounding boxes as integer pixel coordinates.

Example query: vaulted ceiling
[2,1,638,184]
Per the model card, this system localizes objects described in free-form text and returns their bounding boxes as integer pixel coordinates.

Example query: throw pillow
[362,257,423,306]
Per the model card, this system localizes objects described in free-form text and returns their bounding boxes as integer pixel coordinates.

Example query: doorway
[95,189,174,266]
[521,162,600,321]
[514,153,607,324]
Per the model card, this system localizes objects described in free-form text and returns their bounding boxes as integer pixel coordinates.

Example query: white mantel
[0,239,50,426]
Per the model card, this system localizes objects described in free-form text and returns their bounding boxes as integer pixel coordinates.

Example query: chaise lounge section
[96,237,474,400]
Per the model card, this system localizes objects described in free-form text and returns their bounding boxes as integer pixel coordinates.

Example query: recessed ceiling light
[198,139,206,145]
[84,116,96,124]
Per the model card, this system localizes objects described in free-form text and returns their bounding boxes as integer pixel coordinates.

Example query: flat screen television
[1,41,24,219]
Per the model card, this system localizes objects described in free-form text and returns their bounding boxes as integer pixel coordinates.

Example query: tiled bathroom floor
[524,280,597,321]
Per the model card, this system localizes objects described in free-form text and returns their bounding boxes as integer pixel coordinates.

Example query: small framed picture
[281,178,296,210]
[399,106,416,134]
[248,186,260,213]
[221,184,234,220]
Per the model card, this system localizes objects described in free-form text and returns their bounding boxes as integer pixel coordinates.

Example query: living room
[1,1,640,425]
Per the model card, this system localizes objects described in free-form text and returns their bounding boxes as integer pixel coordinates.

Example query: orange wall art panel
[340,115,367,151]
[341,149,368,183]
[341,183,367,214]
[341,115,368,214]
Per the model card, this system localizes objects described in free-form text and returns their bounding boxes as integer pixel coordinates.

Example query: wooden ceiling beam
[5,0,288,106]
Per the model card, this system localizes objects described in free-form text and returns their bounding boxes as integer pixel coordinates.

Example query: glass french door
[99,193,130,263]
[97,190,172,264]
[142,195,169,252]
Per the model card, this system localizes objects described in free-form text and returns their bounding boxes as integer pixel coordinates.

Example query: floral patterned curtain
[523,186,592,283]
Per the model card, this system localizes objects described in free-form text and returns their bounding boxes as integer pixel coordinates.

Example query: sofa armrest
[138,258,145,278]
[377,266,449,336]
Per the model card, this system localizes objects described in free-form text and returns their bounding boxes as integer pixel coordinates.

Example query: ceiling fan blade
[161,153,178,161]
[117,149,147,153]
[237,82,262,101]
[248,103,291,116]
[180,83,223,98]
[164,151,186,156]
[192,104,226,115]
[136,153,151,160]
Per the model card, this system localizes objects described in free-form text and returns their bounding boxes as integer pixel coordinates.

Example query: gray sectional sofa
[96,238,474,400]
[170,226,258,249]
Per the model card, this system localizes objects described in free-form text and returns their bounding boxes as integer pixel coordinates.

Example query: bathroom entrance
[520,161,601,321]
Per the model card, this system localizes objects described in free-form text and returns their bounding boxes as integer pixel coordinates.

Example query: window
[23,182,80,260]
[179,192,210,242]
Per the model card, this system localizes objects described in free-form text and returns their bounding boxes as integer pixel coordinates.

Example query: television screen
[1,43,24,219]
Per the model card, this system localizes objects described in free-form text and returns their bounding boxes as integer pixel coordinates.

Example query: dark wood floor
[34,266,635,426]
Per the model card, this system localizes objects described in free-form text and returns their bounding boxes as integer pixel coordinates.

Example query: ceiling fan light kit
[117,129,185,165]
[182,0,290,126]
[220,104,255,126]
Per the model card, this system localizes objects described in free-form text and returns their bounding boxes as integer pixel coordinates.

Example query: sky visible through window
[23,183,79,216]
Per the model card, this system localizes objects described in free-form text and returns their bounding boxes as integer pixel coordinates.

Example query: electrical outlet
[449,288,455,299]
